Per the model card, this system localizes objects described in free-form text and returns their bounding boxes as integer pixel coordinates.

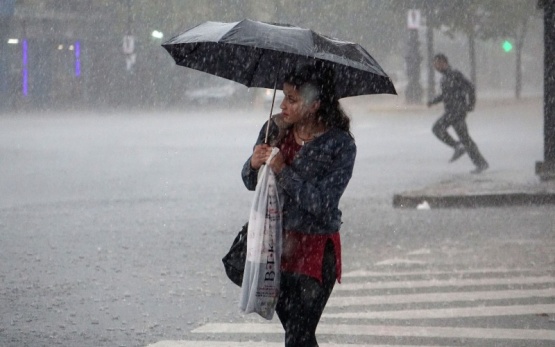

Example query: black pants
[275,241,336,347]
[432,111,488,168]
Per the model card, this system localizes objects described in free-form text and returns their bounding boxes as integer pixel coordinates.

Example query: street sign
[122,35,134,54]
[407,9,421,30]
[123,35,136,71]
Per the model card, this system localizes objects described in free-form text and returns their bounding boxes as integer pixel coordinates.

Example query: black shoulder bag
[222,222,248,286]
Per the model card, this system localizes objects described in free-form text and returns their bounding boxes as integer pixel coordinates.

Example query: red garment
[278,131,342,283]
[281,230,342,284]
[278,129,300,166]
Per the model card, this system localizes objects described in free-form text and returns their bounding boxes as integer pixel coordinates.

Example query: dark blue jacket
[242,114,356,234]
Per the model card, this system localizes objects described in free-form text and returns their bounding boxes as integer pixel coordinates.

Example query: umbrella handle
[264,59,282,144]
[264,80,278,144]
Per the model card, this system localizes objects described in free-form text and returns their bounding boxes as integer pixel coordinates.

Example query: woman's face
[280,82,318,125]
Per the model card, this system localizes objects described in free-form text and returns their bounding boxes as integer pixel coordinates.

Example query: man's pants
[432,111,488,168]
[275,241,336,347]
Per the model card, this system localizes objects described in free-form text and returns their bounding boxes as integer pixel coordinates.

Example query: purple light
[75,41,81,77]
[22,40,28,96]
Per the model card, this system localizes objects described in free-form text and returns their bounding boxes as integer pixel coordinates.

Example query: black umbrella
[163,19,395,96]
[162,19,396,138]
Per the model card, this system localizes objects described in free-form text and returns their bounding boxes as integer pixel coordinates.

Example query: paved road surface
[1,97,553,346]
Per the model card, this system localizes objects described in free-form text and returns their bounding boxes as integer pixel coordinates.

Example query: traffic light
[502,40,513,53]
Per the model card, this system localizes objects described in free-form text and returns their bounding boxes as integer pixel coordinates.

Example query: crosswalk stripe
[323,303,555,319]
[192,323,555,340]
[147,342,456,347]
[327,288,555,306]
[343,267,548,278]
[374,258,426,266]
[335,276,555,291]
[150,269,555,347]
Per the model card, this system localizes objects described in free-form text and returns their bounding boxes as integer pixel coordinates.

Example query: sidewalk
[343,91,555,208]
[392,169,555,208]
[342,90,543,114]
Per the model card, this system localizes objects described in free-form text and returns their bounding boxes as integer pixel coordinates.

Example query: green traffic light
[502,40,513,52]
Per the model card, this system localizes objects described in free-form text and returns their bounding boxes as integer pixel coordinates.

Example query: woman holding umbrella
[242,64,357,347]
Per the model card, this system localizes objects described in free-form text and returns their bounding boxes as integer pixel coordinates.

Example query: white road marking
[374,258,427,266]
[335,276,555,291]
[327,288,555,306]
[149,269,555,347]
[192,323,555,340]
[342,267,548,278]
[406,248,432,255]
[323,303,555,319]
[147,342,456,347]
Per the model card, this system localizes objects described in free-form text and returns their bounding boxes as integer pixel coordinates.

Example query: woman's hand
[269,151,286,174]
[250,144,272,170]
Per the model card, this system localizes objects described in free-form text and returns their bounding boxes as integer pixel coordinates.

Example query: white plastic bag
[239,147,282,320]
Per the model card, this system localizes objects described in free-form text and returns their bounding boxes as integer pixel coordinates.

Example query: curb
[392,192,555,209]
[342,95,541,114]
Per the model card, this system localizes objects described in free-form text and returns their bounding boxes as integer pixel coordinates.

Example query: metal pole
[536,0,555,180]
[405,9,423,104]
[127,0,131,35]
[265,78,277,144]
[0,0,15,111]
[405,28,423,104]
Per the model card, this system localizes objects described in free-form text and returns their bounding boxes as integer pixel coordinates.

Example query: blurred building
[2,1,91,110]
[0,0,187,112]
[0,1,543,112]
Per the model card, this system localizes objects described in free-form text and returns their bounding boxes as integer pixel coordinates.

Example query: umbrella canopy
[162,19,396,99]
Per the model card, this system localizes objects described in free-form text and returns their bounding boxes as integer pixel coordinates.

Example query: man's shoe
[471,163,489,174]
[449,144,466,163]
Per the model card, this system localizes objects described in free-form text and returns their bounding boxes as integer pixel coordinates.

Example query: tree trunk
[515,17,529,99]
[426,24,435,101]
[468,29,477,88]
[516,45,522,99]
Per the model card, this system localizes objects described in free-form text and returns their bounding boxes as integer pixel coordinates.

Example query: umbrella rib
[245,48,265,86]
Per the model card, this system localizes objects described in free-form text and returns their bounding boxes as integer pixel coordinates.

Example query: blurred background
[0,0,543,112]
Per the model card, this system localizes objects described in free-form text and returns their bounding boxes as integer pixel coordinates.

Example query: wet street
[1,97,554,346]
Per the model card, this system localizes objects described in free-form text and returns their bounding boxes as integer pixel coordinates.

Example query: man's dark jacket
[430,67,475,114]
